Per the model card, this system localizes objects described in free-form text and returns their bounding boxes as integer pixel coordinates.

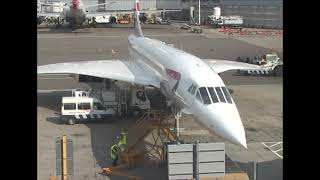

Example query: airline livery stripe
[136,2,140,11]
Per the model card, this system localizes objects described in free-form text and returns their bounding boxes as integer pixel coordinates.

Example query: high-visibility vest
[119,132,127,145]
[110,144,118,160]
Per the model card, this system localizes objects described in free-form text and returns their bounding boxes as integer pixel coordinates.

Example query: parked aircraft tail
[134,0,144,37]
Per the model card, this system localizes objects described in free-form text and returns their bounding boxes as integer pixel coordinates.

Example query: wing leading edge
[203,59,261,74]
[38,60,160,88]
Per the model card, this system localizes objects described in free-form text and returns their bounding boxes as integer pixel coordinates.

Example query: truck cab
[251,53,282,66]
[130,89,150,111]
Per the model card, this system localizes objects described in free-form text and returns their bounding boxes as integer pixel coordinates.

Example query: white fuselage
[127,34,247,148]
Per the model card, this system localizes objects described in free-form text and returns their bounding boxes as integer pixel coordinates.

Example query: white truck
[208,15,243,28]
[88,15,118,27]
[88,15,112,27]
[236,53,283,76]
[61,88,150,125]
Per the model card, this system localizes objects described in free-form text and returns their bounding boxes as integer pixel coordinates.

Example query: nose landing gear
[171,105,182,141]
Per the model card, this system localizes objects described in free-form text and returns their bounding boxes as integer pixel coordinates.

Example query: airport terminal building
[82,0,182,10]
[41,0,283,29]
[219,0,283,29]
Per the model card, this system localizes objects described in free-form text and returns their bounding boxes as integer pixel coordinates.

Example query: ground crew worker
[118,129,127,152]
[110,143,119,166]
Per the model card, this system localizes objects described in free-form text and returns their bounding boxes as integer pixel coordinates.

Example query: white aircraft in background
[38,0,261,148]
[37,0,117,26]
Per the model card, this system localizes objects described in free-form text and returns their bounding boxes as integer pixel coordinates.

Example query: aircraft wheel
[68,118,75,125]
[274,65,283,76]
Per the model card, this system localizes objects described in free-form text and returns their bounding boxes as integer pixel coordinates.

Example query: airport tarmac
[37,24,282,180]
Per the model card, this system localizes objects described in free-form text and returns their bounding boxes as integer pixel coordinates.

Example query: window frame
[221,87,233,104]
[188,84,194,93]
[199,87,212,105]
[77,102,91,110]
[63,103,76,110]
[215,87,226,103]
[191,85,197,95]
[207,87,219,103]
[195,90,203,103]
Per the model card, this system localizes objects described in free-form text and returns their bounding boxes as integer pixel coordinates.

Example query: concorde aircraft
[38,0,261,148]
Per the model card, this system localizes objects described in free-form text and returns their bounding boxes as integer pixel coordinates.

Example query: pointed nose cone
[229,125,247,149]
[220,117,247,149]
[208,104,247,149]
[243,142,248,149]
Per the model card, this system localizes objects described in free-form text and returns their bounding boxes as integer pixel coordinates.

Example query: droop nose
[208,104,247,149]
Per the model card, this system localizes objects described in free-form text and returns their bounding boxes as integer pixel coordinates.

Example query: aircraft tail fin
[134,0,144,37]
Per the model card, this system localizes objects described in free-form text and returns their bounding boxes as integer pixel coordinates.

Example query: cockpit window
[196,91,202,103]
[199,87,212,105]
[221,87,232,104]
[191,85,196,95]
[188,84,197,95]
[188,84,193,93]
[215,87,226,103]
[208,87,219,103]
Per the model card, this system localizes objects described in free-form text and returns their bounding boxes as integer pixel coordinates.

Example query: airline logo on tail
[72,0,80,9]
[133,0,143,37]
[135,1,140,11]
[134,0,140,15]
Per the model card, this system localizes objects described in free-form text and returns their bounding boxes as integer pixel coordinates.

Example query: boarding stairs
[119,109,177,167]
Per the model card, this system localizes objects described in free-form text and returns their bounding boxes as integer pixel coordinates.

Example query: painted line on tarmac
[261,141,283,159]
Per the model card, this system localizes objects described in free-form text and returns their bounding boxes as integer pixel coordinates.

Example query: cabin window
[64,103,76,110]
[199,87,212,105]
[93,102,106,110]
[221,87,233,104]
[78,102,91,110]
[208,87,219,103]
[215,87,226,103]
